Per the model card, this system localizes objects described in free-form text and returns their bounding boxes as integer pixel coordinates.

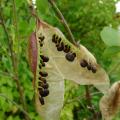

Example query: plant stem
[48,0,78,46]
[0,94,31,120]
[0,11,15,68]
[12,0,19,66]
[0,8,29,120]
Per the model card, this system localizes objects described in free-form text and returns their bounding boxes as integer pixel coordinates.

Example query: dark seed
[73,53,76,57]
[52,37,56,43]
[39,89,49,97]
[39,36,45,41]
[38,81,42,86]
[39,77,47,83]
[40,60,45,67]
[52,34,56,39]
[80,59,88,67]
[39,71,48,77]
[55,36,58,40]
[64,45,70,53]
[40,55,49,62]
[91,66,97,73]
[39,65,42,69]
[58,38,61,43]
[40,43,43,47]
[57,45,63,51]
[39,97,45,105]
[41,83,49,89]
[65,52,75,62]
[52,34,57,43]
[61,42,64,49]
[87,64,92,70]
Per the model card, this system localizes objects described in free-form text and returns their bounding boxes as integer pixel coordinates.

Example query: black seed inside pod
[64,45,70,53]
[38,81,42,86]
[39,89,49,97]
[39,77,47,83]
[39,36,45,41]
[80,59,88,67]
[39,97,45,105]
[52,34,55,39]
[39,64,42,69]
[40,60,45,67]
[52,34,57,43]
[40,55,49,62]
[41,83,49,89]
[72,53,76,57]
[91,66,97,73]
[40,43,43,47]
[39,71,48,77]
[87,64,92,70]
[57,44,63,51]
[65,52,76,62]
[55,36,58,40]
[58,38,61,43]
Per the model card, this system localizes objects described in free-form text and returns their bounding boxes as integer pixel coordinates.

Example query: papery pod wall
[28,19,110,120]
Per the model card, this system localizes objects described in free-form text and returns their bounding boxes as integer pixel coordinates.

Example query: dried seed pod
[40,55,49,62]
[65,52,76,62]
[39,97,45,105]
[39,71,48,77]
[80,59,88,67]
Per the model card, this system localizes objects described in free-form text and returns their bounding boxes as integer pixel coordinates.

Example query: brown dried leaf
[100,81,120,120]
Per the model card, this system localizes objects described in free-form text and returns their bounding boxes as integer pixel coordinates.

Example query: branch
[0,94,31,120]
[64,91,101,106]
[0,8,29,120]
[12,0,19,65]
[0,10,15,68]
[48,0,78,46]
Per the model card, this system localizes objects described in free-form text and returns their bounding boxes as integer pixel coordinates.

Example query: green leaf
[103,46,120,58]
[100,27,120,46]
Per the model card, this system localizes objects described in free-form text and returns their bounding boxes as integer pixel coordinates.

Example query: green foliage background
[0,0,120,120]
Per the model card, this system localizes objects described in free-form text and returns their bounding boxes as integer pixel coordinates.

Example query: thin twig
[0,94,31,120]
[48,0,78,46]
[85,86,92,107]
[64,91,101,106]
[0,71,14,78]
[12,1,30,119]
[0,8,29,120]
[0,10,15,68]
[12,0,19,67]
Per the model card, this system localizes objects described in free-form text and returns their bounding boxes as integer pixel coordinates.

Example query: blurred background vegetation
[0,0,120,120]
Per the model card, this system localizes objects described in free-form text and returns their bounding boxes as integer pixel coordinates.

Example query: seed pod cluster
[80,59,97,73]
[52,34,76,62]
[52,34,97,73]
[38,35,50,105]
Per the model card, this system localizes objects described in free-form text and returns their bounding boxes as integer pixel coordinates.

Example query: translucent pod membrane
[28,19,110,120]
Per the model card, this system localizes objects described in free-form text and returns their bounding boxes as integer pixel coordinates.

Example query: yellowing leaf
[28,19,110,120]
[100,81,120,120]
